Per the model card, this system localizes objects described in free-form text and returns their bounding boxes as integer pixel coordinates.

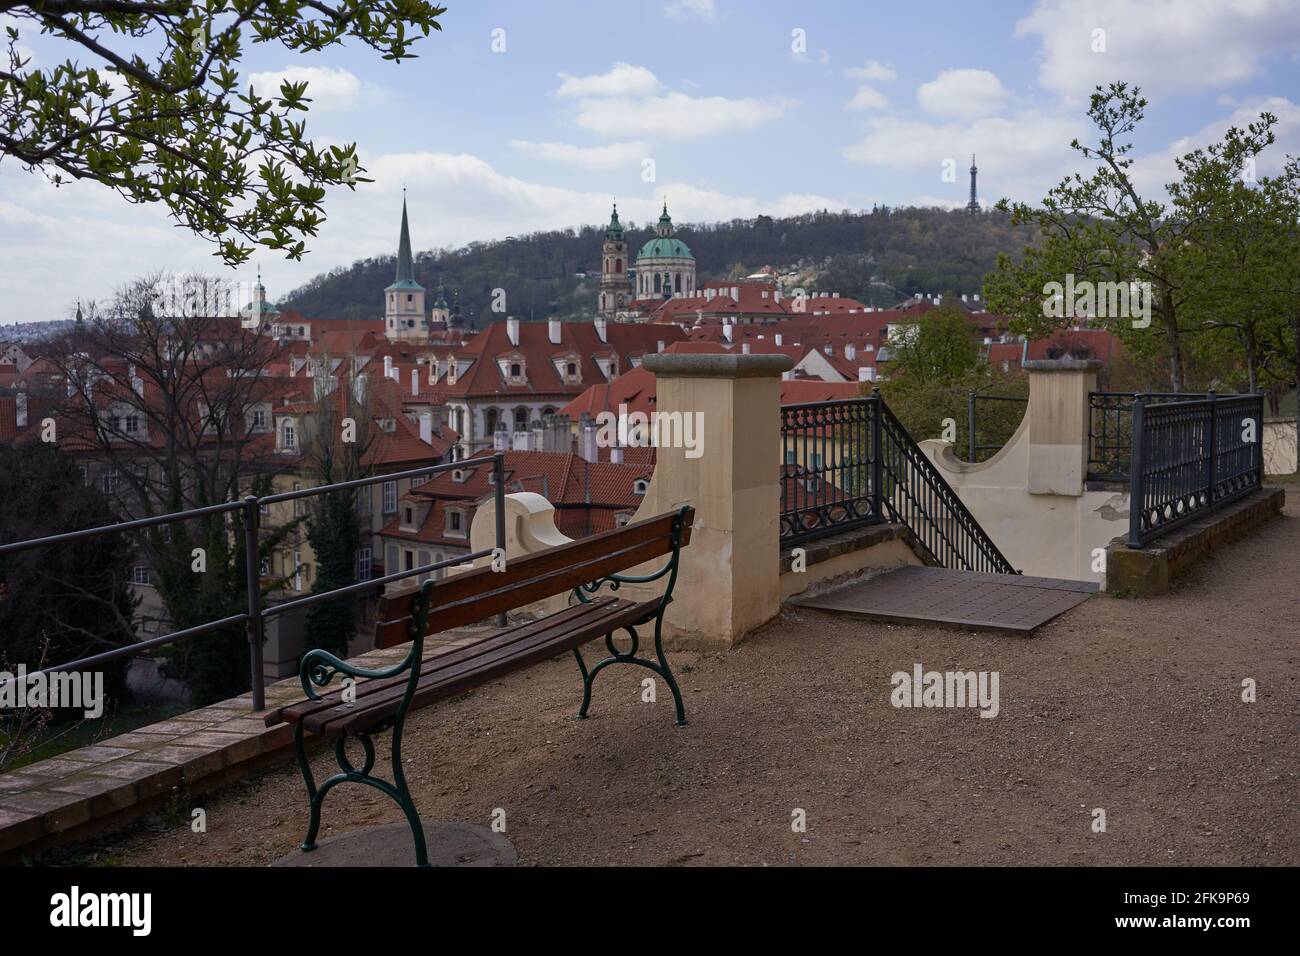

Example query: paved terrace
[33,497,1299,867]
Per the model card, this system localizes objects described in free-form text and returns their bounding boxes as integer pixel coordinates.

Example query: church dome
[637,236,694,260]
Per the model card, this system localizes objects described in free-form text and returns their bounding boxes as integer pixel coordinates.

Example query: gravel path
[92,500,1299,867]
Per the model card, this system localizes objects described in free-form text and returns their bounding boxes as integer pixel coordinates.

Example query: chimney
[493,425,509,452]
[548,318,562,345]
[419,412,433,445]
[383,355,393,378]
[532,421,544,450]
[610,445,623,464]
[742,343,751,354]
[411,368,419,396]
[722,323,734,343]
[594,316,608,343]
[775,333,783,346]
[731,286,739,300]
[858,367,871,383]
[845,344,856,361]
[15,391,27,429]
[512,429,531,451]
[657,340,665,353]
[506,317,520,346]
[578,413,598,462]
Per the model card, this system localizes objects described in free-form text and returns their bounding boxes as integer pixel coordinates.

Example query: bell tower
[385,193,426,341]
[597,202,633,319]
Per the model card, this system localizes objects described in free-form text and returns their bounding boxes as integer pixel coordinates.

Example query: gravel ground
[91,501,1299,867]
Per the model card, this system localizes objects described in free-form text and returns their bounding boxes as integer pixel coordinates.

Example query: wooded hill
[281,205,1037,327]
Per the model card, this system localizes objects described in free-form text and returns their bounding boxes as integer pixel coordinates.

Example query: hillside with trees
[281,206,1038,326]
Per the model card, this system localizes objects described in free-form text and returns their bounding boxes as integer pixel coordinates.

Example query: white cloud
[664,0,717,21]
[846,86,889,111]
[1016,0,1300,101]
[845,60,896,83]
[842,111,1086,202]
[0,152,849,323]
[1127,96,1300,198]
[508,139,650,169]
[916,69,1009,119]
[556,63,662,98]
[246,66,362,112]
[574,91,784,140]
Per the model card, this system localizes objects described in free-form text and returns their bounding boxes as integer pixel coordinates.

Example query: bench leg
[294,723,430,867]
[573,624,687,727]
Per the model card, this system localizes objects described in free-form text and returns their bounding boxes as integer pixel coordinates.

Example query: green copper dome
[637,236,693,259]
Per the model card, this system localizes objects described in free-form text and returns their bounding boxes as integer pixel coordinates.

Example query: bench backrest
[373,506,695,648]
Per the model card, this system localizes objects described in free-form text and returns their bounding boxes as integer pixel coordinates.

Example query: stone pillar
[636,352,794,650]
[1023,358,1101,496]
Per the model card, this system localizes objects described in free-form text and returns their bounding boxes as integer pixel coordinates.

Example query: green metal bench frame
[289,505,693,867]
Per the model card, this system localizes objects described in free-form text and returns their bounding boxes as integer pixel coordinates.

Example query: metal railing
[0,454,506,711]
[967,391,1028,462]
[1088,391,1209,482]
[1127,393,1264,546]
[780,392,1017,573]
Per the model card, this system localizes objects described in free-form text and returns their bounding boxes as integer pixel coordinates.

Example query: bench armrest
[300,581,433,702]
[573,505,691,607]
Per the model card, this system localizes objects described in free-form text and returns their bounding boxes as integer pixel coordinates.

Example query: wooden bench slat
[266,599,623,728]
[312,597,655,738]
[373,508,693,648]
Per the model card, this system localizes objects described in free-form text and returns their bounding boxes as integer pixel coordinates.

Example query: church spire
[394,192,420,287]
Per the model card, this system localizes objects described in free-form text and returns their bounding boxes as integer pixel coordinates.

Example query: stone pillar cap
[1022,358,1103,372]
[641,353,795,378]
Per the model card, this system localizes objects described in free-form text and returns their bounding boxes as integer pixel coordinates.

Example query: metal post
[967,391,977,462]
[1205,390,1217,507]
[1127,395,1146,548]
[871,388,884,519]
[243,494,266,711]
[493,453,507,627]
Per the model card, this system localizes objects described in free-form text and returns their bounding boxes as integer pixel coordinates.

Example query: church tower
[430,276,451,331]
[385,195,427,341]
[597,202,633,318]
[966,155,981,214]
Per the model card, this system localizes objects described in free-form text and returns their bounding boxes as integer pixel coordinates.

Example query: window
[293,551,303,591]
[358,488,373,516]
[566,363,577,378]
[448,509,463,533]
[615,514,631,527]
[411,473,428,487]
[131,565,150,585]
[292,482,304,516]
[124,414,140,435]
[252,407,267,430]
[510,362,522,378]
[633,479,649,495]
[382,480,397,514]
[513,407,528,431]
[403,550,414,572]
[356,548,372,582]
[282,421,296,449]
[102,469,118,494]
[135,461,150,484]
[403,506,413,526]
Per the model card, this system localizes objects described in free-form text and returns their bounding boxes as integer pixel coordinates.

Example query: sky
[3,0,1300,324]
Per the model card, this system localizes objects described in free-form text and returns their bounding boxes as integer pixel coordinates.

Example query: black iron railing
[1088,391,1209,481]
[0,454,506,711]
[967,391,1028,462]
[1127,393,1264,546]
[780,393,1017,573]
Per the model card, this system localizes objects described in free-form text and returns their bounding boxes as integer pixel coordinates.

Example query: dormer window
[510,362,522,378]
[567,362,577,377]
[403,506,414,526]
[282,421,296,449]
[633,479,649,495]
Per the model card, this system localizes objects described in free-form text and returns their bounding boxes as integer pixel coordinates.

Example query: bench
[265,505,695,867]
